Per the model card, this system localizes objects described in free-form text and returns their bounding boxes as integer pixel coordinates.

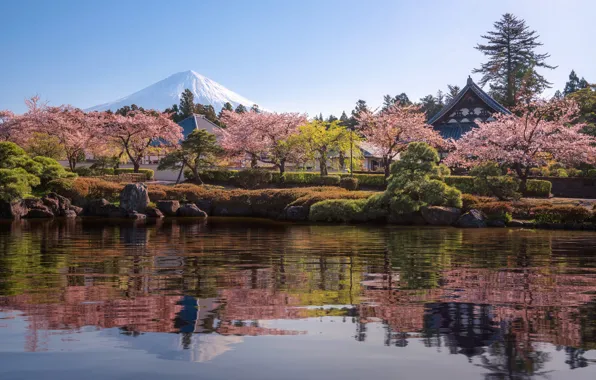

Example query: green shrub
[540,167,550,177]
[74,166,94,177]
[529,168,542,177]
[567,168,582,177]
[587,169,596,178]
[474,175,520,200]
[196,169,237,183]
[276,172,320,185]
[33,156,76,187]
[551,168,568,178]
[342,173,385,188]
[548,162,565,172]
[339,176,359,190]
[236,168,273,189]
[318,175,341,186]
[475,201,513,222]
[309,198,367,223]
[114,168,154,180]
[469,162,503,177]
[444,176,476,194]
[0,168,40,201]
[533,205,592,224]
[525,179,552,197]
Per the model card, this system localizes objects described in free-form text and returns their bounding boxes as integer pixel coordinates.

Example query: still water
[0,218,595,380]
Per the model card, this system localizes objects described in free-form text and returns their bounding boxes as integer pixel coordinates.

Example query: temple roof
[434,122,477,140]
[428,77,511,126]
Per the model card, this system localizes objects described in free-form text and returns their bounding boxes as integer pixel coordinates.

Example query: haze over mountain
[86,70,259,113]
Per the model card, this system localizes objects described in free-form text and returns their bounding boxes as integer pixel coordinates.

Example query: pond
[0,219,595,380]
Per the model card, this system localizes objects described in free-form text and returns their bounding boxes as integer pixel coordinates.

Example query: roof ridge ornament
[467,76,473,85]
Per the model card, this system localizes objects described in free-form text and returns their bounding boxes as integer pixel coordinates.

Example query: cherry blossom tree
[218,110,307,174]
[446,98,596,192]
[101,110,183,172]
[357,103,445,178]
[0,110,18,142]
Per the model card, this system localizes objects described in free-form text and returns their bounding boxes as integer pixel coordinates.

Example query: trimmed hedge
[339,177,359,190]
[532,205,592,224]
[309,198,367,223]
[444,176,476,194]
[114,168,154,180]
[525,179,552,197]
[341,174,386,188]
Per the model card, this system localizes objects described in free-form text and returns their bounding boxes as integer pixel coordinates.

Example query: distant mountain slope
[86,70,258,112]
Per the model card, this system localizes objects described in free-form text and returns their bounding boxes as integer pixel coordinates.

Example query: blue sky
[1,0,594,117]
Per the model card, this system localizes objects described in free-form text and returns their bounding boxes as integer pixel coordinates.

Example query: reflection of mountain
[1,220,596,374]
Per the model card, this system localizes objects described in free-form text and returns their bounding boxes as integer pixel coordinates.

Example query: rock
[126,211,147,220]
[0,200,27,219]
[195,199,213,215]
[157,200,180,216]
[86,199,126,218]
[63,209,77,218]
[507,220,525,227]
[420,206,461,226]
[22,198,55,219]
[284,206,309,221]
[388,211,426,225]
[42,192,72,216]
[176,204,208,218]
[70,205,83,215]
[145,206,164,218]
[120,183,150,212]
[487,219,506,228]
[522,221,536,228]
[456,209,486,228]
[213,200,252,217]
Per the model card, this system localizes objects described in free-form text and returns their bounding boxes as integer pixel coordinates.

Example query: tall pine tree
[563,70,589,96]
[235,104,247,114]
[179,89,196,118]
[473,13,555,107]
[218,102,234,119]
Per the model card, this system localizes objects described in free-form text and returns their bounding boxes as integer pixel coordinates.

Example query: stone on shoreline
[156,200,180,216]
[176,204,207,217]
[284,206,309,221]
[120,183,150,213]
[456,209,486,228]
[0,200,27,219]
[145,206,164,218]
[421,206,461,226]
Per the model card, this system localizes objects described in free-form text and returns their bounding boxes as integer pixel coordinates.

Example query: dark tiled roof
[177,114,221,138]
[428,77,511,126]
[435,123,477,140]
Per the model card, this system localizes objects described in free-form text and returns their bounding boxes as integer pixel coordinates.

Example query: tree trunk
[68,156,76,171]
[383,157,391,179]
[338,152,345,171]
[279,159,286,182]
[320,153,328,176]
[250,154,258,168]
[133,161,140,173]
[175,166,184,185]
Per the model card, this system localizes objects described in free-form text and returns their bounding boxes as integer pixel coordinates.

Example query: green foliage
[533,205,592,224]
[474,176,520,200]
[385,142,462,216]
[438,163,451,177]
[114,168,154,180]
[318,175,341,186]
[33,156,76,188]
[342,174,385,188]
[469,162,504,177]
[25,132,65,160]
[568,85,596,137]
[309,198,367,223]
[587,169,596,178]
[529,168,542,176]
[525,179,552,197]
[444,176,476,194]
[475,201,514,222]
[566,168,582,177]
[339,176,359,191]
[236,168,273,189]
[0,168,40,201]
[551,168,568,177]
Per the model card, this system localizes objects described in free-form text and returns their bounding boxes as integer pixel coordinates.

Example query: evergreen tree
[445,85,460,103]
[339,111,349,127]
[418,94,443,120]
[473,13,555,107]
[218,102,234,119]
[382,93,411,111]
[235,104,247,113]
[349,100,369,127]
[563,70,589,96]
[327,114,338,123]
[179,89,195,118]
[251,104,261,113]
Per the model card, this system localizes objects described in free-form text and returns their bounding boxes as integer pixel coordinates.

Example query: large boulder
[283,206,309,221]
[120,183,150,212]
[0,200,28,219]
[456,209,486,228]
[23,198,55,219]
[176,204,208,218]
[156,200,180,216]
[388,211,426,225]
[195,199,213,215]
[421,206,461,226]
[86,199,126,218]
[145,206,164,218]
[213,200,252,217]
[42,192,72,217]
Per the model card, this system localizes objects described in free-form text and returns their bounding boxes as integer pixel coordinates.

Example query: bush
[475,201,513,222]
[444,176,476,194]
[525,179,552,197]
[342,173,385,188]
[0,168,40,201]
[461,194,494,211]
[469,162,503,177]
[278,172,321,185]
[33,156,76,188]
[548,162,565,171]
[318,175,341,186]
[236,168,273,189]
[551,168,568,177]
[532,205,592,224]
[187,169,238,183]
[438,163,451,177]
[567,168,582,177]
[74,166,94,177]
[114,168,154,180]
[529,168,542,177]
[309,198,367,223]
[49,177,122,202]
[474,175,520,200]
[587,169,596,178]
[339,176,359,190]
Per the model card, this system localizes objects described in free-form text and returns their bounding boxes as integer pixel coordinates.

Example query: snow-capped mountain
[86,70,258,112]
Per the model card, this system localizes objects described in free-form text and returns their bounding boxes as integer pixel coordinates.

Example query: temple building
[429,77,511,140]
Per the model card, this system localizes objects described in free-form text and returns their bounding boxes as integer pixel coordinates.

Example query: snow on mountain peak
[86,70,259,113]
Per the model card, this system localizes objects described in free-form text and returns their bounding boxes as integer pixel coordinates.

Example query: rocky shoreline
[1,183,595,231]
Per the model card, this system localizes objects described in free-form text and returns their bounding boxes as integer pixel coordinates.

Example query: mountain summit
[86,70,258,112]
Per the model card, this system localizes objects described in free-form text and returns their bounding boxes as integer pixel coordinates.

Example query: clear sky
[1,0,594,117]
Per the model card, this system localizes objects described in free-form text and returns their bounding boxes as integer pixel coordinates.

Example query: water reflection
[0,219,596,378]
